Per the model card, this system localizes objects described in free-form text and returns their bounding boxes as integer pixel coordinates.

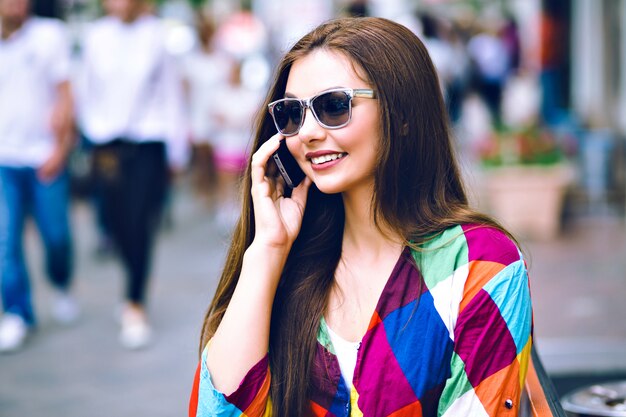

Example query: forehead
[285,49,369,97]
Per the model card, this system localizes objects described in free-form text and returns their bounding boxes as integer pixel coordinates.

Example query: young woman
[189,17,532,417]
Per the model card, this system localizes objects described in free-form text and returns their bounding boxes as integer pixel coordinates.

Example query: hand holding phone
[272,139,306,189]
[249,135,310,247]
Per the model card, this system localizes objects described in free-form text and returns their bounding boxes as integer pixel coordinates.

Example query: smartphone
[272,139,306,189]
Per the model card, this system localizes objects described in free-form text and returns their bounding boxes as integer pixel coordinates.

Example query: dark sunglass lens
[273,100,302,134]
[313,91,350,127]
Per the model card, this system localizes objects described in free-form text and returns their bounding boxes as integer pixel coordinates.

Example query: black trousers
[91,140,168,304]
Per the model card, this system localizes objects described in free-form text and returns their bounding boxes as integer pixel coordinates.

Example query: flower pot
[481,164,576,240]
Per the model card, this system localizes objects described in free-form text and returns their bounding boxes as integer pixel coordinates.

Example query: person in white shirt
[0,0,78,353]
[181,12,233,203]
[77,0,188,349]
[210,61,262,230]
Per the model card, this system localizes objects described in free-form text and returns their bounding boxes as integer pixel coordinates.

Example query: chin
[312,181,346,195]
[314,180,346,194]
[313,175,375,198]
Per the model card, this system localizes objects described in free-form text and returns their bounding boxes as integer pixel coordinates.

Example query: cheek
[350,107,380,141]
[286,140,309,170]
[286,140,302,159]
[356,131,382,172]
[349,122,381,155]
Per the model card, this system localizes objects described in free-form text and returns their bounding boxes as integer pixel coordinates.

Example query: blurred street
[0,184,221,416]
[527,215,626,374]
[1,0,626,415]
[1,182,625,416]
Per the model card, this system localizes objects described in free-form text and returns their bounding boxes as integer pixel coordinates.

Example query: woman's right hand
[207,133,310,394]
[249,133,312,249]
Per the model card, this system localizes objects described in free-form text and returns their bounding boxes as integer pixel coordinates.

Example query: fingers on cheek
[250,153,264,169]
[251,139,281,175]
[251,140,274,167]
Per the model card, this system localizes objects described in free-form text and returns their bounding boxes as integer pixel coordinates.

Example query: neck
[125,12,142,24]
[119,14,141,24]
[201,41,214,54]
[1,16,26,40]
[115,7,144,24]
[341,185,402,257]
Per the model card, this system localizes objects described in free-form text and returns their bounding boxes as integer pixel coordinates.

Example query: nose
[297,107,325,144]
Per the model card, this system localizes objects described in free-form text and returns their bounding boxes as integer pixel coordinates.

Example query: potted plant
[476,125,577,240]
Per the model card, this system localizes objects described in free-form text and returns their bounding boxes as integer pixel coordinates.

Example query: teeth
[311,153,345,165]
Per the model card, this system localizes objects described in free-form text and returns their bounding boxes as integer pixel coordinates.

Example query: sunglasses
[268,88,376,136]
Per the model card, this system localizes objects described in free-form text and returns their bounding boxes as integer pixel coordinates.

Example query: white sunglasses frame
[267,87,376,136]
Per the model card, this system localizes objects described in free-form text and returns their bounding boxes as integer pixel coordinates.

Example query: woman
[189,17,532,417]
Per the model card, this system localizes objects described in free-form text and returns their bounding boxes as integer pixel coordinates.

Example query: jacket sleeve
[189,344,272,417]
[438,226,533,416]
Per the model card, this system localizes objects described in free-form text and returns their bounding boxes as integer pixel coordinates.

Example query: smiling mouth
[310,153,347,165]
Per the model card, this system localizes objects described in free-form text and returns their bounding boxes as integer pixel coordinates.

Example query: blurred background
[1,0,626,415]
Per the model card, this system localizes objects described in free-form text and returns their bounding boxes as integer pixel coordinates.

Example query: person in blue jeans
[0,0,78,352]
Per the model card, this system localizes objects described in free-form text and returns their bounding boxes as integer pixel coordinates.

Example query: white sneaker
[51,291,80,325]
[0,313,28,353]
[119,307,152,350]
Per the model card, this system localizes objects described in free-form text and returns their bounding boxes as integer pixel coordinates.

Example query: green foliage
[479,126,565,167]
[188,0,207,10]
[149,0,207,9]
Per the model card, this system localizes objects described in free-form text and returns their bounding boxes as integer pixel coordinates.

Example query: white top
[77,14,188,169]
[467,33,511,82]
[326,323,360,390]
[211,83,261,157]
[180,49,232,143]
[0,17,71,167]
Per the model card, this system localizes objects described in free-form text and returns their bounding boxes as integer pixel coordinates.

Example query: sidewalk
[0,186,223,417]
[525,215,626,375]
[1,186,625,416]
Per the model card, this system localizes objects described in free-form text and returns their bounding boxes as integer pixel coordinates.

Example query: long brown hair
[199,17,506,415]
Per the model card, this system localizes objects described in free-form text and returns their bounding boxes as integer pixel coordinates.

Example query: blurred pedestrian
[538,4,567,125]
[467,22,512,126]
[189,17,533,416]
[344,0,369,17]
[76,0,188,349]
[0,0,78,353]
[210,61,261,231]
[418,13,461,121]
[181,12,233,205]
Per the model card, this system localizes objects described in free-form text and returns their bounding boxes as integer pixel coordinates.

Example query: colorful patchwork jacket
[189,224,533,416]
